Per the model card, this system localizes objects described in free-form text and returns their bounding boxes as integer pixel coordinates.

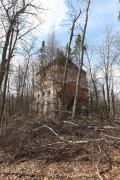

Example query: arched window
[48,90,51,96]
[42,92,45,97]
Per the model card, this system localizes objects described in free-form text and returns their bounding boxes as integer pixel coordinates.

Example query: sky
[39,0,120,46]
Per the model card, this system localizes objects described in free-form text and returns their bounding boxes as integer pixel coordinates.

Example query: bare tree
[10,39,36,111]
[72,0,91,118]
[46,32,59,62]
[62,0,81,107]
[97,28,120,117]
[37,32,61,71]
[85,50,98,111]
[0,0,43,121]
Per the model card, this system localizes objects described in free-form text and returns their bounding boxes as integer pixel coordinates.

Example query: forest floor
[0,114,120,179]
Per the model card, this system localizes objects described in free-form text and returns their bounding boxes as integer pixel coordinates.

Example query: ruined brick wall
[55,60,87,89]
[34,64,58,112]
[34,59,88,112]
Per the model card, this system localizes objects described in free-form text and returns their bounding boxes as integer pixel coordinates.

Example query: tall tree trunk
[6,77,11,116]
[72,0,91,118]
[62,13,81,108]
[102,84,108,117]
[85,51,100,114]
[110,88,115,117]
[0,26,12,90]
[0,25,18,123]
[105,73,110,114]
[20,56,30,105]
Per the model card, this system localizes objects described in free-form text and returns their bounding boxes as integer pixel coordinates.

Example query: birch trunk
[72,0,91,118]
[62,12,81,107]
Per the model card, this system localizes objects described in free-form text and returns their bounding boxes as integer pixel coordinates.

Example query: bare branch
[33,124,104,144]
[101,133,120,140]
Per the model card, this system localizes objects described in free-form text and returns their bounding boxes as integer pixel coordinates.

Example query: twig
[25,142,65,149]
[53,108,72,114]
[96,145,104,180]
[0,172,35,178]
[87,125,119,130]
[101,133,120,140]
[114,120,120,124]
[62,121,79,126]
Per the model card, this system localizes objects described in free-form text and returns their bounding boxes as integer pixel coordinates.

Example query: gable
[36,58,86,77]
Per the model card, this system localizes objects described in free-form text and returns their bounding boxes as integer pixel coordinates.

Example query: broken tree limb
[62,121,79,126]
[101,133,120,140]
[86,125,120,131]
[33,125,104,144]
[96,145,104,180]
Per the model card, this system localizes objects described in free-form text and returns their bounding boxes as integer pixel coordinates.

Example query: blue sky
[39,0,120,46]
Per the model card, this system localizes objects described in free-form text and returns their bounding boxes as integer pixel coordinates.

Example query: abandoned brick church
[34,53,88,113]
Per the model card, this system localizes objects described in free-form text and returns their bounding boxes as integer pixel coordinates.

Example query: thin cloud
[40,0,67,35]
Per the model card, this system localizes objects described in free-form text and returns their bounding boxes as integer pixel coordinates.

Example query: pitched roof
[36,56,86,76]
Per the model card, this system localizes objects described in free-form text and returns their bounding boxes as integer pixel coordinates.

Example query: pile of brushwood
[0,112,120,179]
